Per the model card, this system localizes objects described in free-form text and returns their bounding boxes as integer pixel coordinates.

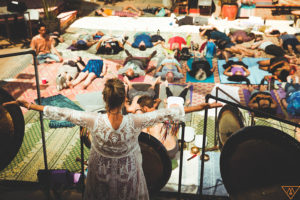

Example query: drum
[138,132,172,195]
[217,104,244,147]
[0,88,25,171]
[220,126,300,200]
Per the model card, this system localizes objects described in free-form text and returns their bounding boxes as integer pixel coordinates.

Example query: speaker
[37,169,74,188]
[7,1,27,13]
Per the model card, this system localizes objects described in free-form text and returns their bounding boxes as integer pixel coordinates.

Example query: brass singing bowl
[191,146,200,154]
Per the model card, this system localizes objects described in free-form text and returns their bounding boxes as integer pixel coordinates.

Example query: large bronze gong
[0,88,25,171]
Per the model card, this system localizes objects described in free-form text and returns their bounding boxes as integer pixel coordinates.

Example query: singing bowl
[0,88,25,171]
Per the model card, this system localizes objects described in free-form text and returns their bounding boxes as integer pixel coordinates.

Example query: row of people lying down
[95,5,172,17]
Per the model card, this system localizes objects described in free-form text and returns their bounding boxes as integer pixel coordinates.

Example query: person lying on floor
[247,84,278,117]
[267,31,300,56]
[281,76,300,116]
[223,59,251,84]
[56,57,85,91]
[70,33,98,51]
[199,26,231,43]
[258,56,297,82]
[68,58,107,89]
[30,24,63,64]
[96,34,127,55]
[92,31,105,40]
[125,32,164,51]
[142,6,172,17]
[163,80,192,106]
[124,76,161,112]
[215,39,258,62]
[154,55,185,83]
[95,5,143,17]
[229,29,255,44]
[251,35,285,57]
[117,49,157,79]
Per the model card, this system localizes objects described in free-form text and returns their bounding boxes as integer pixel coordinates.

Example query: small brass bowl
[191,146,200,154]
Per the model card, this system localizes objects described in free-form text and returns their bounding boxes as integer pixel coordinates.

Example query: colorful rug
[0,110,82,182]
[34,94,84,128]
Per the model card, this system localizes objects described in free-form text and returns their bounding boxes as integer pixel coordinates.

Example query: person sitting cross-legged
[30,24,63,64]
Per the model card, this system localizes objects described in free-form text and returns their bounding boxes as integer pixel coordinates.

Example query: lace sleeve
[43,106,98,131]
[132,107,185,130]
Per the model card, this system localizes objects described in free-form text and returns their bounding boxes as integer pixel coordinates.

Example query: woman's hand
[2,100,31,109]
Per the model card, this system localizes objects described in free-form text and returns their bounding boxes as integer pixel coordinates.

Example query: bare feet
[68,82,74,89]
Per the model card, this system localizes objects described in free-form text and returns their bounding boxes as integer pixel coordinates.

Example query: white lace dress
[43,106,184,200]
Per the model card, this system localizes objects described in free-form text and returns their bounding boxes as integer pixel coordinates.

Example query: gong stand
[199,94,300,197]
[0,50,48,170]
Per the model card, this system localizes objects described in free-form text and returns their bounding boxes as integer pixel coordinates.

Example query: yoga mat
[186,58,215,83]
[218,57,270,85]
[35,94,84,128]
[242,89,284,115]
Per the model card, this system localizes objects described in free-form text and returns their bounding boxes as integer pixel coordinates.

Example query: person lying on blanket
[215,39,258,62]
[124,76,161,112]
[251,35,285,57]
[154,56,185,83]
[281,76,300,116]
[161,34,192,59]
[142,6,172,17]
[95,5,143,17]
[163,80,192,106]
[96,34,126,55]
[258,56,297,82]
[117,50,157,80]
[70,33,98,50]
[68,58,107,89]
[229,29,255,44]
[247,84,278,117]
[56,57,85,91]
[125,32,164,51]
[223,60,251,84]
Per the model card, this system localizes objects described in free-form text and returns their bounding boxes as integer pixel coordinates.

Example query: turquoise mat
[218,57,271,85]
[35,94,84,128]
[186,58,215,83]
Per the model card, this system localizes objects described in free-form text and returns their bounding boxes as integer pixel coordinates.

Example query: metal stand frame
[199,94,300,197]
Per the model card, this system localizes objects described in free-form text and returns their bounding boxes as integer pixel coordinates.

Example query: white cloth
[43,106,184,200]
